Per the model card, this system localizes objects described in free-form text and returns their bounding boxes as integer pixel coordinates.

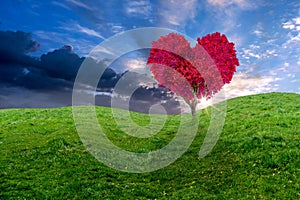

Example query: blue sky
[0,0,299,109]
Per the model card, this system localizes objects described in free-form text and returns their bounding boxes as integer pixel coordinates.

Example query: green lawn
[0,92,299,199]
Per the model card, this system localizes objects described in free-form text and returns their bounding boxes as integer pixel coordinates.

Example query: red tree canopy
[147,32,239,107]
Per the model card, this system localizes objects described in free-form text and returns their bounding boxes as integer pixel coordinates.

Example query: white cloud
[242,49,261,59]
[266,39,276,45]
[249,44,260,49]
[124,58,147,72]
[65,0,93,10]
[126,58,145,70]
[294,17,300,24]
[34,30,99,56]
[205,0,258,35]
[287,73,295,78]
[252,22,265,37]
[291,32,300,41]
[253,30,263,36]
[158,0,197,27]
[196,72,278,109]
[124,0,152,17]
[269,70,277,76]
[75,24,106,39]
[283,16,300,30]
[284,62,290,67]
[111,25,125,33]
[34,30,65,41]
[123,58,152,75]
[282,16,300,41]
[281,15,300,73]
[241,44,278,60]
[92,46,116,56]
[207,0,254,9]
[222,73,279,99]
[265,49,278,57]
[59,22,105,40]
[52,1,71,10]
[282,21,296,30]
[277,67,288,72]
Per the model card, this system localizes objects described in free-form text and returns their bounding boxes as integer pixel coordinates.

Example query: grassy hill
[0,92,299,199]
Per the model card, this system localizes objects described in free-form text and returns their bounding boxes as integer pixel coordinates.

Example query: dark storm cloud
[0,30,117,90]
[38,45,118,87]
[0,30,181,114]
[0,30,40,66]
[0,30,69,89]
[0,30,55,89]
[0,85,73,108]
[40,45,84,81]
[0,65,76,90]
[0,30,40,55]
[128,85,181,114]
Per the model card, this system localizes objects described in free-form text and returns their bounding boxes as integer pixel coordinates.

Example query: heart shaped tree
[147,32,239,116]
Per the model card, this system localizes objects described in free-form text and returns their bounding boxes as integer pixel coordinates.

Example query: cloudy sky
[0,0,299,111]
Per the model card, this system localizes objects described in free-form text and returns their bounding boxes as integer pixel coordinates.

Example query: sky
[0,0,299,112]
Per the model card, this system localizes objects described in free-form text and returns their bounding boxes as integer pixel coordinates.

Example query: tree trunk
[190,99,197,117]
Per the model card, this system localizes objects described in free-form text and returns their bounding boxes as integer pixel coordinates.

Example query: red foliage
[147,32,239,112]
[197,32,239,85]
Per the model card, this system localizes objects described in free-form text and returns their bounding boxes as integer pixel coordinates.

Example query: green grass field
[0,92,299,199]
